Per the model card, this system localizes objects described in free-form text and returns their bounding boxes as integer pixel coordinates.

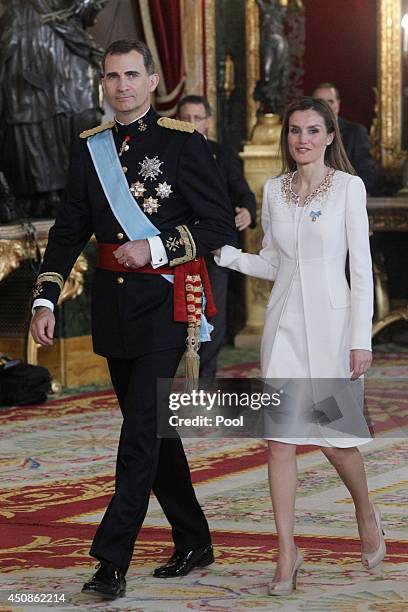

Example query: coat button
[117,276,124,285]
[116,232,124,240]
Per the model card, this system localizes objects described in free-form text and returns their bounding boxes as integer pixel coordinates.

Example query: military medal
[310,210,322,222]
[155,182,173,199]
[130,181,146,198]
[143,196,160,215]
[139,156,163,181]
[119,135,131,157]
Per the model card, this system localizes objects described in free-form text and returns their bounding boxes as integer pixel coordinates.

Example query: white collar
[115,107,150,126]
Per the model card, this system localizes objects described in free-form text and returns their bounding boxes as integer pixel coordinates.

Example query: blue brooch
[310,210,322,222]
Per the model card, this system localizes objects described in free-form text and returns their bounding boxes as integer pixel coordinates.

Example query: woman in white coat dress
[214,98,386,595]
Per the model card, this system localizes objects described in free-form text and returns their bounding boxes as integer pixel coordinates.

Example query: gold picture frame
[181,0,217,140]
[377,0,406,170]
[246,0,260,140]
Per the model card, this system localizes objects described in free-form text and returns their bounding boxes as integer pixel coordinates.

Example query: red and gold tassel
[185,274,202,389]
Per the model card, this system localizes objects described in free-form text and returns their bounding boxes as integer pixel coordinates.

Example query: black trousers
[199,258,229,381]
[90,348,211,574]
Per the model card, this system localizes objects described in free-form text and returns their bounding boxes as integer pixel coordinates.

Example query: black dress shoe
[153,545,214,578]
[82,561,126,599]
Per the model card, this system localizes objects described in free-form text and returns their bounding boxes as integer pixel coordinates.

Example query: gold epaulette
[157,117,195,133]
[79,121,115,139]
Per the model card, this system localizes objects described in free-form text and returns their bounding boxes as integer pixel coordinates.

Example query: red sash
[97,242,217,323]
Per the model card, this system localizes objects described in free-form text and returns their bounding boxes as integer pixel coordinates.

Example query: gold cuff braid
[33,272,64,298]
[169,225,196,266]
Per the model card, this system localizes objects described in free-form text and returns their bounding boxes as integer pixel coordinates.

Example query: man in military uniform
[30,40,236,600]
[177,95,256,381]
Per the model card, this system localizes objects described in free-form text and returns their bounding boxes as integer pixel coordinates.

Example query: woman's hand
[212,248,221,257]
[349,349,372,380]
[235,206,252,231]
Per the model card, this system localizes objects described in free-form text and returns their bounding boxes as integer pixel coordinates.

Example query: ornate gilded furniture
[0,221,91,387]
[368,197,408,336]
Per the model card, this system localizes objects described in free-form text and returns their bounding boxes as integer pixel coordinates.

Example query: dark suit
[338,117,378,195]
[199,139,256,380]
[33,107,236,573]
[339,117,407,300]
[207,140,257,225]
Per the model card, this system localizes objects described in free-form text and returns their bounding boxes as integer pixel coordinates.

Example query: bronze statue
[0,0,108,218]
[254,0,303,114]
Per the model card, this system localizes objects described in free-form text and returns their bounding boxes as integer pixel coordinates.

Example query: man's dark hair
[102,39,155,75]
[177,95,212,117]
[312,82,340,100]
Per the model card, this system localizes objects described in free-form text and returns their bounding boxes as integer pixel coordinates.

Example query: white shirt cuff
[32,299,54,314]
[147,236,168,268]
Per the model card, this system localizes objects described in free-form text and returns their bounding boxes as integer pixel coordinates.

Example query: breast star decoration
[139,156,163,181]
[143,196,160,215]
[155,182,173,199]
[130,181,146,198]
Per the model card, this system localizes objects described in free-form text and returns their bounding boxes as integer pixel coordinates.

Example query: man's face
[178,102,211,136]
[313,87,340,116]
[102,50,159,122]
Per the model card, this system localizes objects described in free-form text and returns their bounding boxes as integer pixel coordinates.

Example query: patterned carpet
[0,353,407,611]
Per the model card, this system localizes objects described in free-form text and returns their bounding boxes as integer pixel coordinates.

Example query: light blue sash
[87,129,213,341]
[87,130,159,241]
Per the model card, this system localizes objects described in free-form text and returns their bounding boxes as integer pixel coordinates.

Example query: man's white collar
[115,107,150,126]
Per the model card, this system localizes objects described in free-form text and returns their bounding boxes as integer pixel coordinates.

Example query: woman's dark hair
[280,97,355,174]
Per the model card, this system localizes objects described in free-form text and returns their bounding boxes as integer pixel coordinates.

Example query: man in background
[313,82,407,335]
[312,82,378,194]
[178,95,257,381]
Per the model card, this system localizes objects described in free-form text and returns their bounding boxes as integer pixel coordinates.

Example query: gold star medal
[130,181,146,198]
[143,196,160,215]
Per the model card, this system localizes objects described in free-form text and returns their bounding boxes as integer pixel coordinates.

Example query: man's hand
[113,239,152,268]
[235,206,251,231]
[30,307,55,346]
[212,248,221,257]
[349,349,372,380]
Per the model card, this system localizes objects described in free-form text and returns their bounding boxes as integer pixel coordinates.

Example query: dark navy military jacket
[34,107,237,357]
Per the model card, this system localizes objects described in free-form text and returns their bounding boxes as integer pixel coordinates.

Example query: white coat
[216,170,374,446]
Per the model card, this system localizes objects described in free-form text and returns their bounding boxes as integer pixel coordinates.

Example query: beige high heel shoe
[268,548,304,596]
[361,504,386,570]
